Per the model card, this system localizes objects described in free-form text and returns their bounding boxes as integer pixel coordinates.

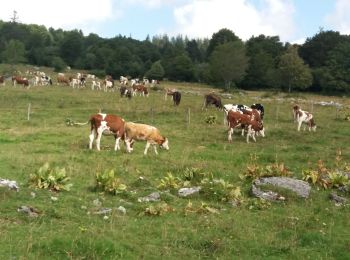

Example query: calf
[124,122,169,155]
[293,105,316,131]
[203,93,223,110]
[227,111,264,143]
[120,86,132,99]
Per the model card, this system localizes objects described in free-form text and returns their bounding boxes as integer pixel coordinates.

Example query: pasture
[0,80,350,259]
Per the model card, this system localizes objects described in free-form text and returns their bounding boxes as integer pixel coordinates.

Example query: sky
[0,0,349,44]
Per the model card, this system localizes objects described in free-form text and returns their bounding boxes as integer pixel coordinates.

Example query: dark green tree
[278,46,312,92]
[145,60,165,80]
[209,41,249,89]
[1,39,27,64]
[207,28,240,59]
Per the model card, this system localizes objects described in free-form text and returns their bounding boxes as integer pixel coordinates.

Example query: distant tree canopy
[0,20,349,94]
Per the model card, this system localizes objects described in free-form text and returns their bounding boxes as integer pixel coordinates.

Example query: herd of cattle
[0,71,317,154]
[71,92,316,155]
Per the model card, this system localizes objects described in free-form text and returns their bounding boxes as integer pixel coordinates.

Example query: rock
[254,177,311,199]
[93,199,102,206]
[138,192,160,202]
[178,187,201,197]
[329,192,347,205]
[251,184,282,201]
[17,206,40,217]
[116,206,126,215]
[94,208,112,215]
[0,179,19,191]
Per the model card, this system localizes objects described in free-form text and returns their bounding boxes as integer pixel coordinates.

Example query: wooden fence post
[187,107,191,128]
[27,103,31,121]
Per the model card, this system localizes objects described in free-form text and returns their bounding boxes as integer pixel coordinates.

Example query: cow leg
[228,128,233,142]
[297,121,302,131]
[89,130,95,149]
[153,145,158,155]
[125,138,133,153]
[144,142,151,155]
[114,136,121,151]
[96,127,104,151]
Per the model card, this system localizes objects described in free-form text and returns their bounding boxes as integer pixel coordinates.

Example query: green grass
[0,79,350,259]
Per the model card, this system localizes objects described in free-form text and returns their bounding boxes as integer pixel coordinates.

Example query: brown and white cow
[164,88,177,100]
[12,76,29,87]
[292,105,316,131]
[132,84,149,97]
[57,75,70,86]
[124,122,169,155]
[227,111,265,143]
[74,113,126,151]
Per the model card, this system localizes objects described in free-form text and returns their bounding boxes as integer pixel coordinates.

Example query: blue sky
[1,0,349,43]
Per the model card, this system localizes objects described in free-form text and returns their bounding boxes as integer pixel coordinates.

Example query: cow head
[160,137,169,150]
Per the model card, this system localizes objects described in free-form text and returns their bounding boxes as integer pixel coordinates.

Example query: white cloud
[0,0,115,33]
[172,0,296,42]
[325,0,350,34]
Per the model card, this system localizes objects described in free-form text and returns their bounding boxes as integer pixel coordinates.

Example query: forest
[1,19,350,94]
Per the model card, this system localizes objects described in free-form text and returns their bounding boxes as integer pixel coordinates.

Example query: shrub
[29,162,73,191]
[95,169,127,195]
[205,115,217,125]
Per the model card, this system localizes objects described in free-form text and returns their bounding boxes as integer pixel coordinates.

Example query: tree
[209,41,249,90]
[278,46,312,92]
[207,28,240,59]
[145,60,165,80]
[186,39,202,63]
[168,54,194,81]
[51,56,66,72]
[1,39,26,64]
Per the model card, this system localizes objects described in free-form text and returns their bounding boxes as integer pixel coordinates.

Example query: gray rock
[330,193,347,205]
[252,184,283,201]
[138,192,160,202]
[116,206,126,215]
[94,208,112,215]
[0,179,19,191]
[178,187,201,197]
[17,206,39,217]
[254,177,311,198]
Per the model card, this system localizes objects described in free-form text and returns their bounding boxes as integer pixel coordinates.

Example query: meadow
[0,78,350,259]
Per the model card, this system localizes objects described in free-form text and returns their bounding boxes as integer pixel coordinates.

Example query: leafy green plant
[182,167,213,185]
[328,171,349,188]
[243,155,293,180]
[205,115,217,125]
[157,172,182,190]
[95,169,127,195]
[141,202,174,216]
[247,198,271,210]
[29,162,73,191]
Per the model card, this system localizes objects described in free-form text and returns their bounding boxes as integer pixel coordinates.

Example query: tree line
[0,19,349,94]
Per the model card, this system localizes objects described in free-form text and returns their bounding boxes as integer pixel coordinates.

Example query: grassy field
[0,78,350,259]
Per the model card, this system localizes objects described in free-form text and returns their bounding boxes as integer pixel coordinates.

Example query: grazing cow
[73,113,126,152]
[91,80,102,90]
[0,76,5,86]
[227,111,265,143]
[57,75,70,86]
[120,76,128,86]
[203,93,223,110]
[41,76,52,86]
[293,105,316,131]
[103,80,114,92]
[251,103,265,120]
[120,86,132,99]
[71,78,80,88]
[133,84,148,97]
[172,91,181,106]
[124,122,169,155]
[12,76,29,87]
[164,88,177,101]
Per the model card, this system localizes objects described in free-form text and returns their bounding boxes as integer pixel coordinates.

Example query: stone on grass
[329,192,347,206]
[0,179,19,191]
[178,187,201,197]
[138,192,160,202]
[17,206,40,217]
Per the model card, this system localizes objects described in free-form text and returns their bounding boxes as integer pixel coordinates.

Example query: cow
[164,88,177,101]
[132,84,148,97]
[293,105,316,131]
[251,103,265,120]
[12,76,29,87]
[120,86,132,99]
[124,122,169,155]
[73,113,126,152]
[91,80,102,91]
[203,93,223,110]
[0,76,5,86]
[103,80,114,92]
[57,75,70,86]
[172,91,181,106]
[120,76,128,86]
[227,111,265,143]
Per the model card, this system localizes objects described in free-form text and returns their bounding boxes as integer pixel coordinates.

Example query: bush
[95,169,127,195]
[29,162,72,191]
